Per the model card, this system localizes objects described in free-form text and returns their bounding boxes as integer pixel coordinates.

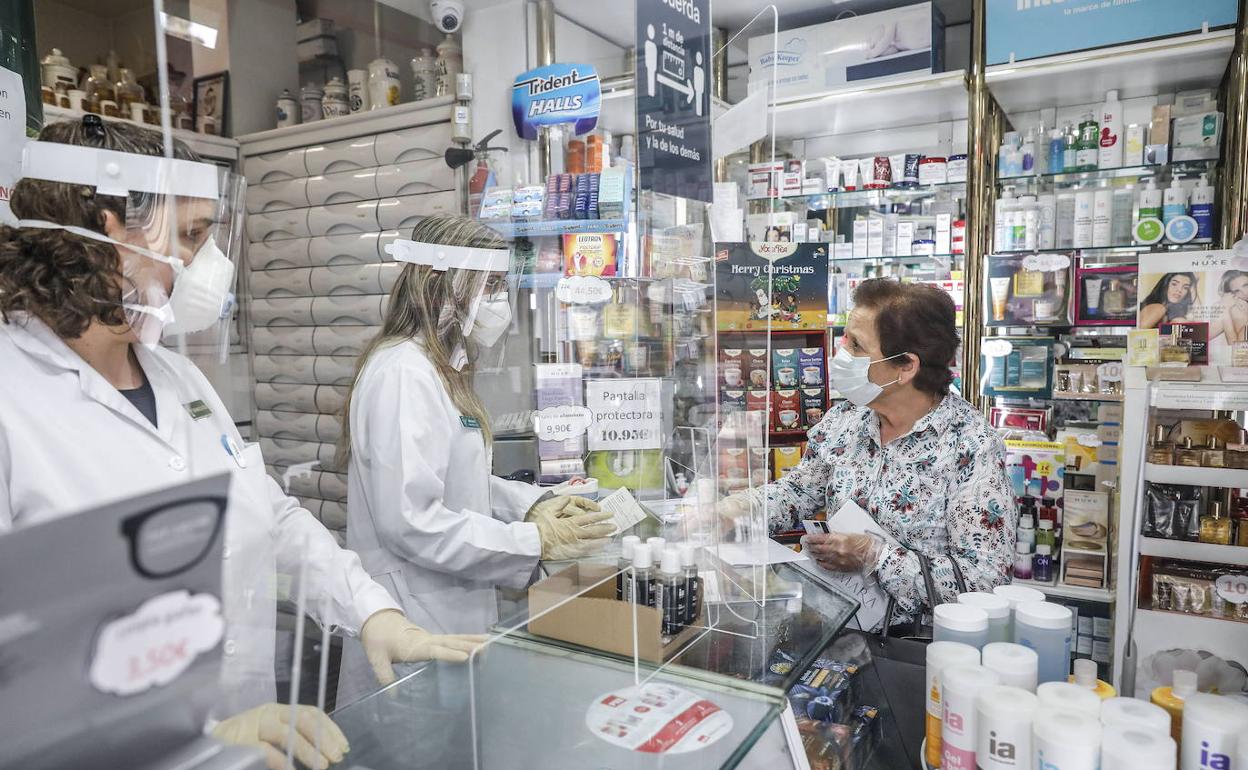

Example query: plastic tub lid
[958,592,1010,619]
[1184,693,1248,732]
[993,584,1046,607]
[1101,697,1171,733]
[982,642,1038,671]
[934,603,989,633]
[941,663,1000,696]
[1033,706,1102,747]
[1037,681,1102,717]
[926,640,981,669]
[1015,601,1072,629]
[1101,723,1176,770]
[975,684,1038,720]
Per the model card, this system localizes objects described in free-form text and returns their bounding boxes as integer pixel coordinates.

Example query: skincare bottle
[1073,185,1095,248]
[1151,669,1197,743]
[1147,424,1175,465]
[617,535,640,600]
[990,276,1012,321]
[1048,128,1065,174]
[630,543,654,606]
[1101,278,1127,317]
[1227,429,1248,470]
[1038,193,1057,249]
[1020,195,1039,251]
[1014,541,1033,579]
[1162,177,1188,225]
[1190,173,1214,242]
[1112,186,1134,244]
[1063,122,1079,172]
[1021,128,1037,174]
[1198,500,1232,545]
[1056,192,1076,248]
[658,547,684,636]
[1174,436,1203,467]
[1138,179,1163,220]
[1069,658,1117,699]
[680,544,700,625]
[1018,514,1036,548]
[1036,519,1056,549]
[647,536,667,556]
[1032,544,1053,582]
[1077,112,1100,171]
[1202,435,1226,468]
[1098,90,1123,169]
[1092,181,1114,247]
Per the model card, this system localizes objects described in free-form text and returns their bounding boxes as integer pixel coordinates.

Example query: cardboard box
[528,563,706,663]
[1150,105,1172,146]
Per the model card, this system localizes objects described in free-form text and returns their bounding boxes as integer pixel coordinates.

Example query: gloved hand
[534,509,615,560]
[804,532,884,574]
[525,494,601,523]
[360,609,489,687]
[212,703,348,770]
[715,493,752,520]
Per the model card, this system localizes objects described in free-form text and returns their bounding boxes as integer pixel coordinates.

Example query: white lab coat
[337,339,543,705]
[0,315,399,718]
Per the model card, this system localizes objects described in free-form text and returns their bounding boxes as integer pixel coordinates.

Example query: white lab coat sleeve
[488,475,546,523]
[356,364,541,587]
[0,423,12,532]
[264,473,402,636]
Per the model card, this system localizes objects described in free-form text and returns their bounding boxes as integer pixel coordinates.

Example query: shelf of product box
[1051,392,1124,403]
[1011,578,1115,603]
[769,70,969,140]
[43,104,240,163]
[829,253,961,265]
[984,29,1235,115]
[998,160,1219,187]
[746,180,967,206]
[992,243,1211,256]
[485,218,630,238]
[1142,463,1247,489]
[1138,537,1248,567]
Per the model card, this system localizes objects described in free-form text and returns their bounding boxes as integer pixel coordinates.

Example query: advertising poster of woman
[1138,250,1246,365]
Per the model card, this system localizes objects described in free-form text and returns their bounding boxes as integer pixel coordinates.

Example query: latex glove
[805,532,884,574]
[212,703,348,770]
[715,493,752,520]
[525,494,601,523]
[535,509,615,560]
[360,609,489,687]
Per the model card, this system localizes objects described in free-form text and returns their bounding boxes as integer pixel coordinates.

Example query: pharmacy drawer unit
[240,104,458,531]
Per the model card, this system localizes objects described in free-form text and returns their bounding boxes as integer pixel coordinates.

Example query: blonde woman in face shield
[0,118,484,770]
[335,215,614,704]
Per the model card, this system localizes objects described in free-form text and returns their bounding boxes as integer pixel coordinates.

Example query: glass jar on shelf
[115,68,146,120]
[83,64,118,117]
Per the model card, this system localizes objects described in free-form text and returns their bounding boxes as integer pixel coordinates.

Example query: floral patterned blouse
[751,393,1016,620]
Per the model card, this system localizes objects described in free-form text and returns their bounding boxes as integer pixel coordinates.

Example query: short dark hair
[852,278,958,397]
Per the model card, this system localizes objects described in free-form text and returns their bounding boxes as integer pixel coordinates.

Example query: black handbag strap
[879,551,968,639]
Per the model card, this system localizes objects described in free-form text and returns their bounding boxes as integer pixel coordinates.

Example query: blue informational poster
[511,62,601,140]
[987,0,1238,65]
[634,0,713,203]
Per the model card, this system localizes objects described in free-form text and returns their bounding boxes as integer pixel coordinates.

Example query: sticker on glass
[89,590,224,696]
[586,682,733,754]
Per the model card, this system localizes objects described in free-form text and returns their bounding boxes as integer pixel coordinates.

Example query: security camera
[430,0,464,33]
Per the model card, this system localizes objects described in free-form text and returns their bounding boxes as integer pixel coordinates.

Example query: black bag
[860,555,966,769]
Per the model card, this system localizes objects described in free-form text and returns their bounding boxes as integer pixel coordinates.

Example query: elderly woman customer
[723,279,1016,621]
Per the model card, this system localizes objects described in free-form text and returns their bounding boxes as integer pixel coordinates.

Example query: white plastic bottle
[1099,89,1123,169]
[1112,186,1135,245]
[1190,173,1214,243]
[1037,193,1057,250]
[1181,694,1248,770]
[995,189,1017,251]
[1034,706,1101,770]
[1138,179,1163,220]
[1163,177,1188,225]
[1073,186,1095,248]
[976,685,1039,770]
[1101,722,1177,770]
[1092,182,1114,247]
[1056,192,1076,249]
[1020,195,1039,251]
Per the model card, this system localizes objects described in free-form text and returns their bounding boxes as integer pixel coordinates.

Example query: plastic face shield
[384,239,518,369]
[17,140,246,359]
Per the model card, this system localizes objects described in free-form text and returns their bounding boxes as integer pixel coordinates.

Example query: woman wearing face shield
[334,215,614,704]
[717,279,1016,625]
[0,118,483,770]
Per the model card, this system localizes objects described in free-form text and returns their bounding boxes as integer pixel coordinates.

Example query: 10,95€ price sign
[585,379,663,451]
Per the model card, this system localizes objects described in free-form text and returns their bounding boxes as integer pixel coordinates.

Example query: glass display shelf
[992,241,1216,256]
[831,253,961,264]
[998,159,1218,186]
[749,180,966,209]
[485,218,629,238]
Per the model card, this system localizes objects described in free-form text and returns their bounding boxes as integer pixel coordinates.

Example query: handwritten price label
[89,590,224,696]
[533,405,593,442]
[556,275,613,305]
[1215,574,1248,604]
[1096,362,1123,383]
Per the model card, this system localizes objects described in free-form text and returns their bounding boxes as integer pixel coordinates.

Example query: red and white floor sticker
[586,682,734,754]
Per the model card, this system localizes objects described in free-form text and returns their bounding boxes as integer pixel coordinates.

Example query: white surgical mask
[828,345,908,407]
[163,237,235,336]
[468,292,512,347]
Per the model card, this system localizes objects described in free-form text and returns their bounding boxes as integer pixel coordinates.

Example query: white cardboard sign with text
[0,66,27,225]
[585,378,663,451]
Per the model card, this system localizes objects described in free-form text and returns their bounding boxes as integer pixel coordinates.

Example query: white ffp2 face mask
[163,237,235,336]
[468,292,512,347]
[828,346,908,407]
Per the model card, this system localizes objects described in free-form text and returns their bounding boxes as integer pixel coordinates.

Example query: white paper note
[817,500,890,632]
[598,487,649,535]
[0,66,28,225]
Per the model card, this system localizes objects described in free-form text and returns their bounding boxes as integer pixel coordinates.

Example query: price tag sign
[89,590,224,696]
[981,338,1014,358]
[1034,460,1055,477]
[556,275,613,305]
[586,378,663,451]
[1076,433,1102,448]
[533,405,594,442]
[1215,574,1248,604]
[1096,362,1123,383]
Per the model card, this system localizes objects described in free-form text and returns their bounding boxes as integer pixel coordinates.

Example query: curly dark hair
[851,278,959,397]
[0,119,198,339]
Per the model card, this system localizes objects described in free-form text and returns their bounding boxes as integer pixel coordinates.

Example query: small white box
[1093,617,1112,639]
[853,220,868,258]
[935,213,952,255]
[834,242,854,260]
[896,221,914,256]
[1076,635,1093,656]
[781,172,804,197]
[792,222,808,242]
[867,217,884,257]
[1172,112,1223,161]
[1124,124,1145,167]
[1078,616,1094,636]
[1092,640,1112,663]
[882,214,898,257]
